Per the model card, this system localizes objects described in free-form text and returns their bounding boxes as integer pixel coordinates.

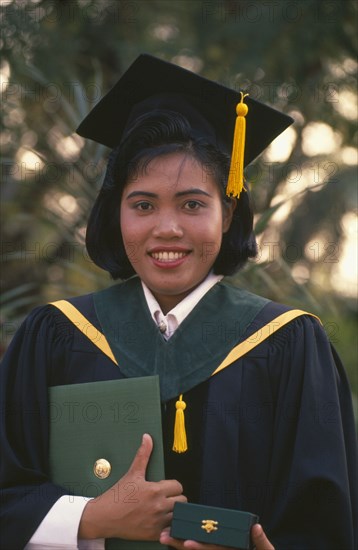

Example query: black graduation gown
[1,278,357,550]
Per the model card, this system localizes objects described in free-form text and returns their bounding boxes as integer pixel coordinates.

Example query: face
[120,152,235,313]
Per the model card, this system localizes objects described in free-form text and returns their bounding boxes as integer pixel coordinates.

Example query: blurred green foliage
[1,0,357,409]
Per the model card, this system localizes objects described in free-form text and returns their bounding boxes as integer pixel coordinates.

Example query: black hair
[86,110,257,279]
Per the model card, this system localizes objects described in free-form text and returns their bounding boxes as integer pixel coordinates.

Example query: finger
[160,528,231,550]
[167,494,188,506]
[162,494,188,513]
[251,523,275,550]
[159,529,183,548]
[157,478,185,497]
[181,542,230,550]
[127,433,153,477]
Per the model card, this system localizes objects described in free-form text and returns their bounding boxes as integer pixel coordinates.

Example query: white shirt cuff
[24,495,105,549]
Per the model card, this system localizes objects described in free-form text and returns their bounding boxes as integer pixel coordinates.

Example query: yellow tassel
[226,92,249,199]
[172,394,188,453]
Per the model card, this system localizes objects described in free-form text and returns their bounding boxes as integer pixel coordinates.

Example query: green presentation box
[170,502,258,549]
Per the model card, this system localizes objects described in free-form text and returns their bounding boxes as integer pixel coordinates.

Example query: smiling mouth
[150,251,189,262]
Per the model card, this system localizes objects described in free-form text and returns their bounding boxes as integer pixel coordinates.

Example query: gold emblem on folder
[93,458,111,479]
[201,519,219,533]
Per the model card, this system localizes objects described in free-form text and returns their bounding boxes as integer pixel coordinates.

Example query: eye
[135,201,153,211]
[184,200,202,210]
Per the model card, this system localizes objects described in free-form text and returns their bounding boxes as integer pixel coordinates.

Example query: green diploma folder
[49,375,166,550]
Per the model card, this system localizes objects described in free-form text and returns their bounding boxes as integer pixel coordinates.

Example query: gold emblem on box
[93,458,111,479]
[201,519,219,533]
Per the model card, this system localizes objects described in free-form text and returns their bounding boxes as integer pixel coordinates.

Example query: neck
[150,290,190,315]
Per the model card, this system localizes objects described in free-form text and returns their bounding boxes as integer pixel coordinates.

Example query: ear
[222,197,237,233]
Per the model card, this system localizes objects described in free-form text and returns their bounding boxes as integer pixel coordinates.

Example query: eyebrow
[125,188,212,199]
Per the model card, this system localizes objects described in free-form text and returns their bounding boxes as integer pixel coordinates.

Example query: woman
[1,54,356,549]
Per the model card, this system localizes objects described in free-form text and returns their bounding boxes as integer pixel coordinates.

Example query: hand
[159,523,275,549]
[159,527,236,549]
[78,433,187,540]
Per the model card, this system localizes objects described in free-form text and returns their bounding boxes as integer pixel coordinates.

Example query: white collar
[141,273,223,339]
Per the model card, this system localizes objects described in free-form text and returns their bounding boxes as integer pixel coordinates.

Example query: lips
[150,250,189,262]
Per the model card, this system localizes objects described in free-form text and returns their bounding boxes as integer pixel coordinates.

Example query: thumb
[251,523,275,550]
[127,433,153,478]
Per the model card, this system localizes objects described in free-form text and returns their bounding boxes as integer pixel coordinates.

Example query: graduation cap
[77,53,293,198]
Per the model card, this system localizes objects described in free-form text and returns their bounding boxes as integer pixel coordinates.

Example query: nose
[152,212,184,239]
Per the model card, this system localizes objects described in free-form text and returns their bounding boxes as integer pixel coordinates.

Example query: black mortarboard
[77,53,293,197]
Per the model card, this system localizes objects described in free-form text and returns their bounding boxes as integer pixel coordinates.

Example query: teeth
[151,251,187,262]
